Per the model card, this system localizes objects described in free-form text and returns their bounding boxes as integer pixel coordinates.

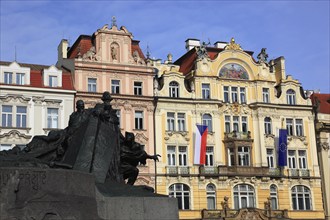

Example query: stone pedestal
[0,168,178,220]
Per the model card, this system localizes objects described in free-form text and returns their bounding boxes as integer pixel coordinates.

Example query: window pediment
[43,65,62,87]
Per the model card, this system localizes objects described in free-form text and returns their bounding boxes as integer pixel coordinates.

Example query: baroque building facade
[56,21,156,187]
[152,38,324,219]
[0,61,75,150]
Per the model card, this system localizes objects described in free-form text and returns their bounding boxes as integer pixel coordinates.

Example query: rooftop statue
[0,91,159,186]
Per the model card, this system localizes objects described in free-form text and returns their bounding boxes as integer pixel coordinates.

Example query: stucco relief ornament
[82,46,98,61]
[224,37,243,51]
[321,142,330,151]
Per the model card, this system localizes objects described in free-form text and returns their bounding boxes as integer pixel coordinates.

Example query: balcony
[218,166,282,177]
[224,131,251,140]
[166,166,191,176]
[199,166,219,175]
[287,169,310,177]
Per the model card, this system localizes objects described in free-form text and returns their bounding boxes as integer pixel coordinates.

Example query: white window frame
[231,87,238,103]
[169,81,179,98]
[270,184,278,210]
[167,146,176,166]
[202,114,213,132]
[264,117,272,134]
[205,146,214,166]
[169,183,190,210]
[241,116,248,133]
[88,78,97,92]
[177,113,186,131]
[225,115,231,133]
[49,75,58,87]
[4,72,13,84]
[47,108,59,129]
[286,118,294,136]
[1,105,13,127]
[288,150,296,169]
[167,112,175,131]
[115,109,121,128]
[291,185,312,210]
[295,119,304,136]
[240,87,246,104]
[233,184,255,209]
[298,150,307,169]
[111,79,120,94]
[202,83,210,99]
[224,86,229,103]
[16,106,27,128]
[233,116,239,132]
[267,148,275,168]
[206,184,216,210]
[134,111,143,130]
[238,146,250,166]
[0,144,12,151]
[263,88,270,103]
[16,73,25,85]
[228,148,235,166]
[286,89,296,105]
[178,146,188,166]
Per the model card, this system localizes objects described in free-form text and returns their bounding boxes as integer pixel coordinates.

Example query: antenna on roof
[14,45,17,61]
[146,45,151,59]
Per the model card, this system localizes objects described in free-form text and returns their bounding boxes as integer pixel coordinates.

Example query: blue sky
[1,0,329,93]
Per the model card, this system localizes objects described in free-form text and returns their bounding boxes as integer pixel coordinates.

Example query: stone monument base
[0,168,178,220]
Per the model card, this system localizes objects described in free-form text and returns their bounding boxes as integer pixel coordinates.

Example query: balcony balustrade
[224,131,251,139]
[287,168,310,177]
[166,166,191,175]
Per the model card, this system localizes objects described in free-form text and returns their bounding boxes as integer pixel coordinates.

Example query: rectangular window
[88,78,97,92]
[49,76,58,87]
[167,146,176,166]
[16,73,25,85]
[178,146,187,166]
[228,148,235,166]
[242,116,247,133]
[177,113,186,131]
[231,87,238,103]
[134,111,143,130]
[1,105,13,127]
[240,87,246,104]
[267,149,275,168]
[167,112,175,131]
[286,119,294,136]
[16,106,27,128]
[202,84,210,99]
[134,82,143,95]
[111,80,120,94]
[47,108,58,128]
[298,150,307,169]
[238,146,250,166]
[288,150,296,169]
[225,116,231,133]
[224,86,229,103]
[115,109,121,128]
[295,119,304,136]
[4,72,13,84]
[205,146,214,166]
[233,116,239,132]
[262,88,270,103]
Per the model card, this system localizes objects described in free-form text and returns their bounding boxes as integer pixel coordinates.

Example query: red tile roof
[132,40,146,60]
[0,61,75,90]
[311,93,330,114]
[174,47,255,75]
[67,35,93,59]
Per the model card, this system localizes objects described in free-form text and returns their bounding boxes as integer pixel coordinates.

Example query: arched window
[169,183,190,210]
[206,184,216,210]
[291,185,312,210]
[264,117,272,134]
[202,114,213,132]
[169,81,179,98]
[270,184,278,210]
[286,89,296,105]
[233,184,255,209]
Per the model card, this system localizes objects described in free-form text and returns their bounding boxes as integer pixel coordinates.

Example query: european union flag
[278,129,287,166]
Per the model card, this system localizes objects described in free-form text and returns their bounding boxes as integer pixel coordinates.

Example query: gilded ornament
[225,37,243,51]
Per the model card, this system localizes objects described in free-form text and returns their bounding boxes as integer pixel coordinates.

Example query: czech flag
[194,124,208,165]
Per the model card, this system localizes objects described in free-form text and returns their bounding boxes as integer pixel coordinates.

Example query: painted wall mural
[219,63,249,79]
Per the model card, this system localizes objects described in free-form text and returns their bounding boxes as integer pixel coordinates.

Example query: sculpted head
[101,91,113,104]
[76,100,85,112]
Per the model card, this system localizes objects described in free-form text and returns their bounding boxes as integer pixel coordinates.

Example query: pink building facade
[57,22,156,187]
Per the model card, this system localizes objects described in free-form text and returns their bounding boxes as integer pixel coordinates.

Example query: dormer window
[0,62,30,85]
[16,73,25,85]
[4,72,13,84]
[169,81,179,98]
[49,76,58,87]
[43,65,62,87]
[286,89,296,105]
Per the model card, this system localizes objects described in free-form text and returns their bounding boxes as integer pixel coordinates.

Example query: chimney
[185,39,200,51]
[214,41,227,49]
[58,39,68,60]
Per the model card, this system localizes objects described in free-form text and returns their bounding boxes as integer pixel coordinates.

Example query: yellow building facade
[153,39,324,219]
